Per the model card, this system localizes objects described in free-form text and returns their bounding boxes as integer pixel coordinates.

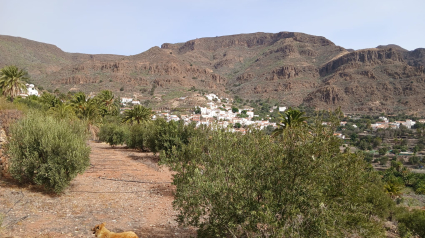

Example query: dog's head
[92,223,105,236]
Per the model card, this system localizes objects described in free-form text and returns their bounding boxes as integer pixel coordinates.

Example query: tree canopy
[0,65,29,101]
[272,107,309,137]
[122,105,153,124]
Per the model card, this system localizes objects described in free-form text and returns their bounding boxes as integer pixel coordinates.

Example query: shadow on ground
[128,154,160,171]
[133,225,197,238]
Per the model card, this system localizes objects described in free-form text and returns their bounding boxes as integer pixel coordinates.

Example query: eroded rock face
[267,65,318,80]
[320,48,404,76]
[304,85,345,105]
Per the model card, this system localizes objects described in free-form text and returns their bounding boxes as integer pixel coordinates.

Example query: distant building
[19,84,39,97]
[26,84,39,96]
[205,94,219,101]
[121,97,133,104]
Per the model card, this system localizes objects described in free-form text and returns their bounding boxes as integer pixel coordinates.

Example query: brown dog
[92,223,138,238]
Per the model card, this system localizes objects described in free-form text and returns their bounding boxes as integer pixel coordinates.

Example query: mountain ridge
[1,32,424,115]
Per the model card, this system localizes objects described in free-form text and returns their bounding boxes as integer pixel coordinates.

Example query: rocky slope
[0,32,424,114]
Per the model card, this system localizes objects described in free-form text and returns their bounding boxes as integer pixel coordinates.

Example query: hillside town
[20,85,423,135]
[121,93,281,133]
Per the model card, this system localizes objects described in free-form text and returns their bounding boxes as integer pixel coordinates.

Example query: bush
[379,156,389,165]
[364,152,374,163]
[162,112,393,237]
[396,208,425,237]
[378,147,388,155]
[414,179,425,194]
[151,119,198,156]
[98,123,129,147]
[409,156,422,165]
[126,123,150,150]
[6,112,90,193]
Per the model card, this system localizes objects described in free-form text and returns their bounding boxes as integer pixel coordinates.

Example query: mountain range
[1,32,424,115]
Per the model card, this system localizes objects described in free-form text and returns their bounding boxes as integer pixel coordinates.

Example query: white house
[206,102,217,109]
[205,93,219,101]
[19,84,39,97]
[121,97,133,104]
[26,84,39,96]
[168,115,180,122]
[379,116,389,122]
[401,119,416,129]
[279,107,287,112]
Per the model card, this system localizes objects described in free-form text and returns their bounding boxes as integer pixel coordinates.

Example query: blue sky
[1,0,424,55]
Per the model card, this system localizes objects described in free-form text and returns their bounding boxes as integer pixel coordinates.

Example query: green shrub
[379,156,389,165]
[126,123,150,150]
[98,123,129,147]
[409,156,422,165]
[364,152,374,163]
[149,119,198,155]
[396,208,425,237]
[162,113,393,237]
[414,181,425,194]
[6,112,90,193]
[378,147,388,155]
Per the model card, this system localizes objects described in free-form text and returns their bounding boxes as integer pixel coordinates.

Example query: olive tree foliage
[162,111,394,237]
[125,119,198,154]
[6,111,91,193]
[396,208,425,238]
[98,123,129,147]
[126,122,151,150]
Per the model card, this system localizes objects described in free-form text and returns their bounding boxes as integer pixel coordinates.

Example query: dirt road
[0,141,196,238]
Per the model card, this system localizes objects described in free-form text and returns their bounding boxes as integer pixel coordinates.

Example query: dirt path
[0,141,196,238]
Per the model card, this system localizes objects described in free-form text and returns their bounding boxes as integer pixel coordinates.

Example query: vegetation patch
[6,111,91,193]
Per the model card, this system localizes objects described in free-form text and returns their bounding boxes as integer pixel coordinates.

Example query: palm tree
[272,107,309,137]
[122,105,153,124]
[0,65,29,101]
[48,102,76,120]
[384,182,403,198]
[39,92,61,108]
[94,90,119,116]
[70,92,101,122]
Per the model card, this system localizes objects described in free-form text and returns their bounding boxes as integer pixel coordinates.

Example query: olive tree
[6,111,90,193]
[162,112,394,237]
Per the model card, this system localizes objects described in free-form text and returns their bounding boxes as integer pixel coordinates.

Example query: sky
[1,0,424,56]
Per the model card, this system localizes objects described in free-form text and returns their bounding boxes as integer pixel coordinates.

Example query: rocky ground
[0,141,196,238]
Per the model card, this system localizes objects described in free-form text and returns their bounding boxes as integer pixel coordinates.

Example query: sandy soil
[0,141,196,238]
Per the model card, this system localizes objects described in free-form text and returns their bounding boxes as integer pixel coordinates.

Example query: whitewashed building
[121,97,133,104]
